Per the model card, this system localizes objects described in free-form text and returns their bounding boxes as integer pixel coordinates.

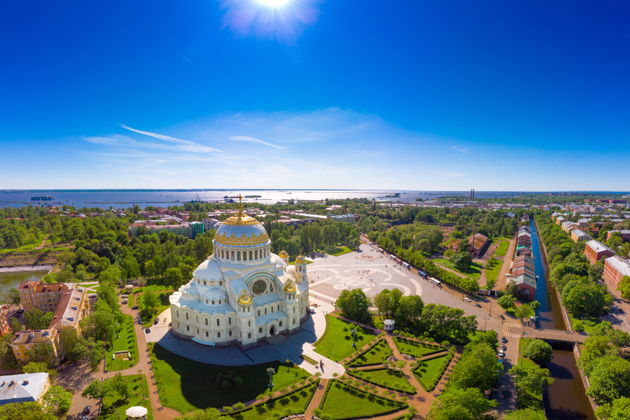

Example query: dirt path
[304,378,329,419]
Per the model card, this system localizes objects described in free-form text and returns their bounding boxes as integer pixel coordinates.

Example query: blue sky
[1,0,629,190]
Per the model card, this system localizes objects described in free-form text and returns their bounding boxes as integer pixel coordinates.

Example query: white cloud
[228,135,283,149]
[450,145,469,153]
[119,124,221,153]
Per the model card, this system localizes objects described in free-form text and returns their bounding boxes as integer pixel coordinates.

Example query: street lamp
[351,328,357,349]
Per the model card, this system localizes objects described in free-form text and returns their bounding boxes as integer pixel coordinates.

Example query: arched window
[205,318,208,326]
[230,250,235,260]
[186,312,189,320]
[228,317,232,325]
[217,319,220,326]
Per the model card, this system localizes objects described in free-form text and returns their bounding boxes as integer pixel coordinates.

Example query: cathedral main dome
[214,212,269,247]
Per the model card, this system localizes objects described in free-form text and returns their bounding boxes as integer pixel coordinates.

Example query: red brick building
[583,240,615,264]
[468,233,489,257]
[603,256,630,291]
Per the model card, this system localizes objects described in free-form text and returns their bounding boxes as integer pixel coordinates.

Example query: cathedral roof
[214,197,270,247]
[193,259,224,282]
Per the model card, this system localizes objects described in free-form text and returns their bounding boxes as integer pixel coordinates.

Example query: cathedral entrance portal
[269,325,276,336]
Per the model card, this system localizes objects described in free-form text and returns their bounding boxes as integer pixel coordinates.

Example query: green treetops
[522,339,553,365]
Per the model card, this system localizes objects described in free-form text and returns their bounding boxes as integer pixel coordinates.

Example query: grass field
[318,381,406,419]
[349,368,415,393]
[232,382,318,420]
[150,344,310,412]
[325,245,353,256]
[494,238,511,257]
[485,258,503,283]
[314,315,377,362]
[393,337,443,358]
[105,314,138,371]
[414,353,452,391]
[348,339,392,366]
[433,258,482,280]
[100,375,153,420]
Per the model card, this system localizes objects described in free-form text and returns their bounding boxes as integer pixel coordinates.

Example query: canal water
[530,220,595,419]
[0,270,47,303]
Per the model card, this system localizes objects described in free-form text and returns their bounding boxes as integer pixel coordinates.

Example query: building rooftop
[0,372,49,405]
[586,240,613,254]
[605,256,630,277]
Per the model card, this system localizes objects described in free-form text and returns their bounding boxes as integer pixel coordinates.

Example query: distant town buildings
[129,220,205,239]
[584,240,615,264]
[0,372,50,406]
[570,229,592,242]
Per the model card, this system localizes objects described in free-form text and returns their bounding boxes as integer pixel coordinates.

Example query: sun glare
[255,0,291,8]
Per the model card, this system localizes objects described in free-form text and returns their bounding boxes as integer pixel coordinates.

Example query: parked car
[82,405,91,415]
[145,328,151,333]
[464,297,472,302]
[501,336,508,343]
[132,305,139,310]
[154,318,159,325]
[497,351,505,357]
[501,345,507,351]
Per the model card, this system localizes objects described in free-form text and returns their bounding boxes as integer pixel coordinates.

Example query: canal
[529,220,595,420]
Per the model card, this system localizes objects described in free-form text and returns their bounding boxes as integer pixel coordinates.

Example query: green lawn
[232,382,318,420]
[414,353,453,391]
[485,258,503,283]
[433,258,482,280]
[393,337,443,358]
[106,314,138,371]
[348,339,392,366]
[100,375,153,420]
[314,315,377,362]
[150,344,310,412]
[494,238,510,257]
[326,245,353,256]
[349,368,415,393]
[318,381,406,420]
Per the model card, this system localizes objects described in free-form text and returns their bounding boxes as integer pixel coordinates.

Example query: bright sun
[255,0,291,8]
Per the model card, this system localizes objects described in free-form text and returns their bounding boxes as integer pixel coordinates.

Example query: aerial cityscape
[1,1,630,420]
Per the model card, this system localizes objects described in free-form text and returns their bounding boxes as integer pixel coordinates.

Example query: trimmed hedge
[229,380,319,419]
[347,368,415,394]
[318,380,407,420]
[414,349,455,391]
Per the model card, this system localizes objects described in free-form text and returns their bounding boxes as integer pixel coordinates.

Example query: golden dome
[284,283,296,293]
[238,295,252,305]
[214,195,270,246]
[295,255,306,264]
[279,250,289,258]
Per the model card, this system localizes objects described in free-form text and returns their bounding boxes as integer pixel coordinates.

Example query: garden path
[303,378,329,420]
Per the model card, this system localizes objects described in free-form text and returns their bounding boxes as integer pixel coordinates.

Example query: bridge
[522,327,588,344]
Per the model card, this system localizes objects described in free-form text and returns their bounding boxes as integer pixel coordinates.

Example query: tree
[619,276,630,299]
[22,361,57,381]
[509,363,553,396]
[394,294,424,330]
[419,304,477,344]
[4,288,20,305]
[596,397,630,420]
[449,342,501,391]
[143,289,159,310]
[429,387,497,420]
[497,295,516,310]
[23,308,53,330]
[587,356,630,405]
[467,330,498,351]
[0,401,56,420]
[562,280,611,317]
[110,373,130,402]
[523,339,553,365]
[451,252,472,273]
[579,336,619,375]
[504,408,546,420]
[165,267,185,289]
[335,289,371,324]
[608,329,630,348]
[374,289,402,318]
[514,303,535,321]
[82,380,109,411]
[42,385,72,416]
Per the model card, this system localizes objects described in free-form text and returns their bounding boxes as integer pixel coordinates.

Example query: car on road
[501,345,507,351]
[82,405,91,415]
[132,305,139,310]
[464,297,472,302]
[145,328,151,333]
[498,351,505,357]
[501,336,508,343]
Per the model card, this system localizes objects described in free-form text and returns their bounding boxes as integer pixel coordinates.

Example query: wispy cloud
[119,124,221,153]
[228,135,283,149]
[450,145,469,153]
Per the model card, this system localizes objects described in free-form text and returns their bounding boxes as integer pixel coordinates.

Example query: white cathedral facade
[169,205,309,348]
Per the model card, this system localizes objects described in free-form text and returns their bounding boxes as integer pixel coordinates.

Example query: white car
[498,351,506,357]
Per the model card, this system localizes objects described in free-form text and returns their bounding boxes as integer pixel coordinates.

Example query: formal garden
[348,338,392,367]
[105,313,138,371]
[414,351,455,391]
[393,337,444,358]
[150,343,311,413]
[230,381,319,420]
[315,380,407,420]
[314,315,377,361]
[348,367,415,394]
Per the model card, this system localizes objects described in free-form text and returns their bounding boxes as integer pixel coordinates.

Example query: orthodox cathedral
[169,199,309,347]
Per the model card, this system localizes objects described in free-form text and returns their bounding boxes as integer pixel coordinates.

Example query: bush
[523,339,552,365]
